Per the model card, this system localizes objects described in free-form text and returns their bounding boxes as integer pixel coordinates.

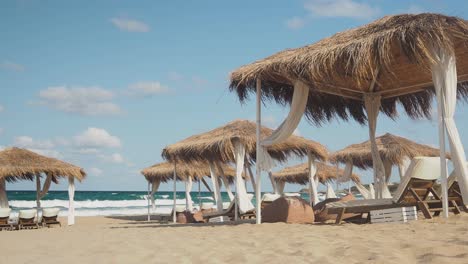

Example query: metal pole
[255,78,262,224]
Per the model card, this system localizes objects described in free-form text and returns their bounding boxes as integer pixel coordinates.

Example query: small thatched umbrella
[273,162,361,201]
[162,119,328,222]
[229,14,468,218]
[0,147,86,225]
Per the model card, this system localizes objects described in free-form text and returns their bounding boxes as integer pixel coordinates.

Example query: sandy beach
[0,214,467,264]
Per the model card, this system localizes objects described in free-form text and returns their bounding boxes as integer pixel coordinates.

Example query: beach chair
[0,208,14,231]
[17,209,39,229]
[326,157,461,224]
[41,208,61,227]
[445,172,468,213]
[203,200,255,221]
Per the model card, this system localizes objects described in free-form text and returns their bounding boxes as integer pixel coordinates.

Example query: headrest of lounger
[448,162,468,188]
[262,193,281,202]
[19,209,37,219]
[201,202,213,210]
[0,208,11,217]
[42,208,60,217]
[393,157,442,202]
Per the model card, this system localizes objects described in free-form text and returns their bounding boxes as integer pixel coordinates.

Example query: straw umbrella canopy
[273,162,360,185]
[229,13,468,216]
[330,133,446,170]
[0,147,86,225]
[162,119,328,164]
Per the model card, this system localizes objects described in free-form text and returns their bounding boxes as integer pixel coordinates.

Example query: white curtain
[308,153,319,206]
[268,171,277,194]
[216,162,235,201]
[185,176,194,212]
[364,94,391,199]
[36,174,53,208]
[0,178,8,208]
[345,162,371,199]
[209,161,224,212]
[257,81,310,171]
[151,179,161,210]
[398,157,411,180]
[326,183,337,199]
[369,184,376,199]
[233,140,255,214]
[68,176,75,225]
[431,47,468,206]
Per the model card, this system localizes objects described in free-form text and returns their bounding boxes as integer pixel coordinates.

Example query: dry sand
[1,214,468,263]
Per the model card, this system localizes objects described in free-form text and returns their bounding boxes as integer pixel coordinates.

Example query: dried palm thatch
[162,119,328,164]
[141,161,241,183]
[273,162,360,185]
[330,133,447,169]
[0,147,86,183]
[230,14,468,125]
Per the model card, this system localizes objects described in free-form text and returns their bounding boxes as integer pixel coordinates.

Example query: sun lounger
[444,173,468,213]
[0,208,14,231]
[41,208,61,227]
[203,200,255,221]
[17,209,39,229]
[326,157,461,224]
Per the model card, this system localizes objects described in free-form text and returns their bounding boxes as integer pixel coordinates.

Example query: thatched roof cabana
[162,119,328,163]
[330,133,445,169]
[0,147,86,182]
[229,14,468,124]
[273,162,360,185]
[141,161,241,183]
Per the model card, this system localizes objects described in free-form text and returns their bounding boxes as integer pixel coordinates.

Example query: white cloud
[405,5,425,14]
[110,17,150,32]
[89,167,103,176]
[99,153,125,164]
[192,76,208,86]
[71,148,101,155]
[304,0,380,19]
[27,148,62,159]
[0,61,25,72]
[286,17,306,30]
[168,71,184,81]
[293,128,301,136]
[75,128,122,148]
[14,136,55,149]
[127,81,169,96]
[38,86,121,116]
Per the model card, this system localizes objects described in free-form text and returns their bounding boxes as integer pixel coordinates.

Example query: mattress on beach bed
[325,199,408,214]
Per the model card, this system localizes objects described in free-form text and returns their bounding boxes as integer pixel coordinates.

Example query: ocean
[6,190,319,217]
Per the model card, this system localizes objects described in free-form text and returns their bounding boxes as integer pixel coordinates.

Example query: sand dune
[1,214,468,263]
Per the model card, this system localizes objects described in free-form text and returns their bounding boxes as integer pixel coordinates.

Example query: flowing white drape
[326,183,337,199]
[36,174,52,208]
[268,171,277,194]
[185,176,194,212]
[369,184,376,199]
[209,161,224,212]
[0,178,8,208]
[431,47,468,207]
[364,94,391,199]
[344,162,371,199]
[307,153,319,206]
[151,179,161,210]
[276,181,285,195]
[233,140,255,214]
[68,176,75,225]
[216,162,235,201]
[398,157,411,180]
[257,81,310,171]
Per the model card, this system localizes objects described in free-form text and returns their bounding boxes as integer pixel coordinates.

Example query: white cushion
[42,208,60,217]
[284,192,300,197]
[0,208,11,218]
[175,206,186,213]
[19,209,37,219]
[262,193,281,202]
[201,202,214,210]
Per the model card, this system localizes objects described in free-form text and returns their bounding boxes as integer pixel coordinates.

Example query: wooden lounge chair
[326,157,461,224]
[41,208,61,227]
[0,208,14,231]
[445,173,468,213]
[203,200,255,221]
[17,209,39,229]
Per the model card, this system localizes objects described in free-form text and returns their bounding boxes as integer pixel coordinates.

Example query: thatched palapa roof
[273,162,360,185]
[141,161,242,183]
[0,147,86,182]
[162,119,328,164]
[230,14,468,125]
[330,133,445,169]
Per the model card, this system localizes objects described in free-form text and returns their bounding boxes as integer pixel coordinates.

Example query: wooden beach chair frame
[203,201,255,221]
[326,157,461,224]
[0,216,14,231]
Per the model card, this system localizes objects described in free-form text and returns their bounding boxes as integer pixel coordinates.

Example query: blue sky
[1,0,467,192]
